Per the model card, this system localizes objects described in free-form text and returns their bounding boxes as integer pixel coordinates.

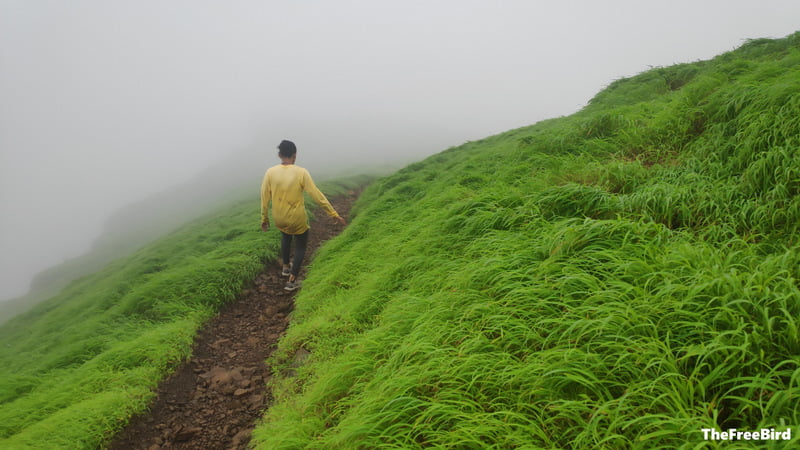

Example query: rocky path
[109,191,359,450]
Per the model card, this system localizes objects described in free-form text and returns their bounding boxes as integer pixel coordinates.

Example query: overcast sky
[1,0,799,302]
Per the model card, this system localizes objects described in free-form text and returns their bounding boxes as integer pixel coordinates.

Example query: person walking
[260,140,346,291]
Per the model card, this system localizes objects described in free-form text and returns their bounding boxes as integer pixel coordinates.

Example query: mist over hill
[5,1,799,307]
[2,25,800,449]
[0,143,391,323]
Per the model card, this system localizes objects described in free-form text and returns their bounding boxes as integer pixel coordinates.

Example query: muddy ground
[109,191,358,450]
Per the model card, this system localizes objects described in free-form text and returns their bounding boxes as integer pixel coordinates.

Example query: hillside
[1,32,799,449]
[0,176,369,448]
[252,33,800,448]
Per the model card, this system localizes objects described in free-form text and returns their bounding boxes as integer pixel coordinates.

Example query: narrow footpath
[109,190,359,450]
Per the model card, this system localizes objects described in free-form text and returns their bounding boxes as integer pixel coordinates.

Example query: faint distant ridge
[0,146,265,322]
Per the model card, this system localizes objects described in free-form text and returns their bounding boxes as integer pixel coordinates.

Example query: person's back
[264,163,334,235]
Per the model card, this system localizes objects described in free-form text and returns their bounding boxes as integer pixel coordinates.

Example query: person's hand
[261,222,269,232]
[335,216,347,226]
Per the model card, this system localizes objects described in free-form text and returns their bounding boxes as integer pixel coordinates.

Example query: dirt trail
[109,191,359,450]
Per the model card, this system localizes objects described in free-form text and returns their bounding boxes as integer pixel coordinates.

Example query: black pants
[281,230,308,278]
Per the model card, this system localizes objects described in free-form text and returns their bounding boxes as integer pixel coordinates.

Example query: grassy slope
[253,34,800,448]
[0,176,369,448]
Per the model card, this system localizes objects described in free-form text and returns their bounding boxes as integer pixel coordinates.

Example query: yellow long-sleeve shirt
[260,164,339,235]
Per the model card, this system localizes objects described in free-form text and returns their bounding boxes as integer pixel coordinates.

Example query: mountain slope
[253,33,800,448]
[0,176,369,448]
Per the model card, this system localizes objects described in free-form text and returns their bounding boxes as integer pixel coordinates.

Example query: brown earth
[108,190,359,450]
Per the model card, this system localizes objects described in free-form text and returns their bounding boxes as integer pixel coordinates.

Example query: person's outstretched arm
[301,169,346,225]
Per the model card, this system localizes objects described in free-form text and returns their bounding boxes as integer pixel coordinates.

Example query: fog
[1,0,799,303]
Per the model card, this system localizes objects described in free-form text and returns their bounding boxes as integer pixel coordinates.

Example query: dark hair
[278,140,297,158]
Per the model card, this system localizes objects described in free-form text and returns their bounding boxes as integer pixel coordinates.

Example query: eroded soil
[109,191,358,449]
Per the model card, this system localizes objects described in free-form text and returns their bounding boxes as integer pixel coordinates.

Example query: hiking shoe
[284,279,300,291]
[281,263,293,277]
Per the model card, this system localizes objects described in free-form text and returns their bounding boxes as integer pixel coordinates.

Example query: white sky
[1,0,799,301]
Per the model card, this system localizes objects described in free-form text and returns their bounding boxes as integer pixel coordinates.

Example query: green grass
[253,32,800,449]
[0,175,370,449]
[4,30,800,449]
